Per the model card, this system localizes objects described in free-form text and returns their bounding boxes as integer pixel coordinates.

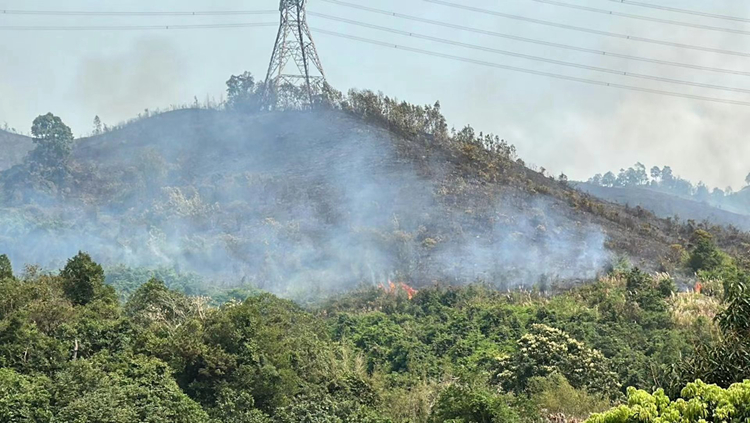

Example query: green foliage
[527,374,611,419]
[688,230,724,274]
[0,251,745,422]
[28,112,73,175]
[494,324,620,397]
[53,357,210,423]
[226,72,263,112]
[0,254,12,279]
[61,251,113,306]
[430,384,520,423]
[0,368,52,422]
[587,380,750,423]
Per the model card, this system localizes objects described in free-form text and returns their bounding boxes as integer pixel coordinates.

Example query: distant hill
[0,129,33,170]
[1,99,743,294]
[576,183,750,231]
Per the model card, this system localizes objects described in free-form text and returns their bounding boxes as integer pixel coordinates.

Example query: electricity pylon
[263,0,327,110]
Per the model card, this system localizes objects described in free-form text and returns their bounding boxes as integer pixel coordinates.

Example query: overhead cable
[310,27,750,107]
[0,22,277,31]
[311,3,750,77]
[0,9,277,16]
[601,0,750,24]
[530,0,750,36]
[310,12,750,94]
[401,0,750,58]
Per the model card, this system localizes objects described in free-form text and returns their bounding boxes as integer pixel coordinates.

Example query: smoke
[0,109,609,296]
[74,37,188,126]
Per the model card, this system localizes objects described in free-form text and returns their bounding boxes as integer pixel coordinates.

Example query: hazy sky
[1,0,749,189]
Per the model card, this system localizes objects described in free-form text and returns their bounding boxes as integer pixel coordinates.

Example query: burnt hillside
[0,98,738,295]
[576,183,750,231]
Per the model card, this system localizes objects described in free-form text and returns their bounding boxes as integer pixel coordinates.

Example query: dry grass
[669,291,723,330]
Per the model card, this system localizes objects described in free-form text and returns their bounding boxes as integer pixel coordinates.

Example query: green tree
[54,358,210,423]
[60,252,112,306]
[0,254,12,279]
[28,113,73,171]
[0,368,52,423]
[226,72,262,112]
[587,380,750,423]
[687,230,723,274]
[494,324,620,397]
[430,384,520,423]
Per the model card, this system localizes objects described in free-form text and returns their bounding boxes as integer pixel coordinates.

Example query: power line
[310,12,750,94]
[0,9,277,16]
[310,3,750,77]
[601,0,750,24]
[531,0,750,36]
[310,27,750,107]
[0,22,277,31]
[411,0,750,58]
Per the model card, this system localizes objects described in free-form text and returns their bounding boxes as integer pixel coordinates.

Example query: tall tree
[92,116,102,135]
[28,113,73,175]
[0,254,12,279]
[60,252,110,306]
[226,72,261,112]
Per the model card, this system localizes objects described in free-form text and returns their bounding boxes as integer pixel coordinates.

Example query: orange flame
[378,279,418,300]
[400,282,418,300]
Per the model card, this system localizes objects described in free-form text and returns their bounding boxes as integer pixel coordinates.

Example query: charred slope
[0,107,719,293]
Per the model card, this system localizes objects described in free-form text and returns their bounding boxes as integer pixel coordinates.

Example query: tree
[494,324,620,397]
[695,182,710,202]
[0,369,52,423]
[226,72,262,112]
[650,166,662,181]
[602,172,616,187]
[632,162,648,185]
[0,254,12,279]
[29,113,73,171]
[589,173,603,186]
[60,252,110,306]
[587,380,750,423]
[430,385,520,423]
[92,116,102,135]
[687,230,723,273]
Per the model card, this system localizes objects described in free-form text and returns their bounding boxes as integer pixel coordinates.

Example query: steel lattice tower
[263,0,327,110]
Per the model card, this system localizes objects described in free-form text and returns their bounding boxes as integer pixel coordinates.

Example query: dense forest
[3,227,750,422]
[3,74,750,422]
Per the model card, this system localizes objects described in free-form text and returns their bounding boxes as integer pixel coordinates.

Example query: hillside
[1,94,743,295]
[576,183,750,231]
[5,94,750,423]
[0,129,33,170]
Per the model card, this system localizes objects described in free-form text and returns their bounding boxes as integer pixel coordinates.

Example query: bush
[430,384,520,423]
[494,324,620,397]
[527,374,611,420]
[587,379,750,423]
